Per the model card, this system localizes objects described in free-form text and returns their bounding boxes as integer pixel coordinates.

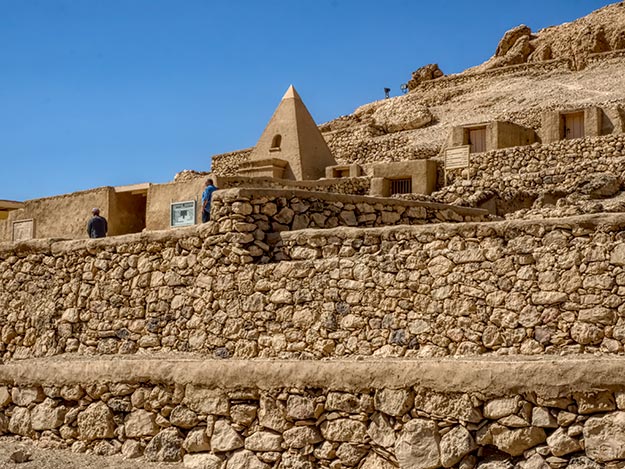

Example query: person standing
[201,178,218,223]
[87,208,108,238]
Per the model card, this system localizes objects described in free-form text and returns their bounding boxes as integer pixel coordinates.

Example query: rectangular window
[390,178,412,195]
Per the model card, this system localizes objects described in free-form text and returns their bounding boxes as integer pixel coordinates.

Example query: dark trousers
[202,209,210,223]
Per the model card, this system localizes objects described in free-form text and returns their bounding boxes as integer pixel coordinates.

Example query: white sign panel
[445,145,470,170]
[13,219,34,241]
[171,201,196,227]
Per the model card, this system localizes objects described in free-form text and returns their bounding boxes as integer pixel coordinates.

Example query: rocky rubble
[1,382,625,468]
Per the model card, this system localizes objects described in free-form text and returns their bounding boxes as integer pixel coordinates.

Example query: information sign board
[171,201,196,227]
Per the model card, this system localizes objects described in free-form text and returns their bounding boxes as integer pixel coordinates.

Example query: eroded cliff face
[471,1,625,72]
[316,2,625,168]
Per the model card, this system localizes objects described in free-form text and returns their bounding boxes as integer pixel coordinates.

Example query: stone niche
[450,121,537,154]
[540,106,622,144]
[369,160,438,197]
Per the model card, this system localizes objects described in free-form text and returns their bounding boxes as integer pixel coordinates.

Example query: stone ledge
[214,187,489,217]
[2,356,625,397]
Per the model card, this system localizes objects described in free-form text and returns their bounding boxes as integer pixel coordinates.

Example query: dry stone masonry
[1,359,625,467]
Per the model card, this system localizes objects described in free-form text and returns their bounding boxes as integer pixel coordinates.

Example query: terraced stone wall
[2,207,625,361]
[1,359,625,467]
[437,134,625,210]
[216,177,371,196]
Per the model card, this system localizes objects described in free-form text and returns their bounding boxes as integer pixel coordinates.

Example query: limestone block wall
[1,359,625,467]
[208,188,486,263]
[438,134,625,209]
[4,211,625,361]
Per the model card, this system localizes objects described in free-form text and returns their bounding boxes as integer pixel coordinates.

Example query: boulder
[372,99,433,134]
[584,411,625,462]
[144,427,184,462]
[407,63,444,89]
[395,419,441,469]
[496,25,532,56]
[77,402,115,441]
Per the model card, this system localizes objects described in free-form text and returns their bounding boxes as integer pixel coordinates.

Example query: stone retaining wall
[437,134,625,209]
[3,211,625,361]
[413,59,571,95]
[1,358,625,467]
[210,189,487,262]
[217,177,371,196]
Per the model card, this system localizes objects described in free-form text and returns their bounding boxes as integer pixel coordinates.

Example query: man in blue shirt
[201,178,218,223]
[87,208,108,238]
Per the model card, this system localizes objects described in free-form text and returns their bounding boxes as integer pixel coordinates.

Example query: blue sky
[0,0,616,201]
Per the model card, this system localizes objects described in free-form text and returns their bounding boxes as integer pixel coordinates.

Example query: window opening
[270,134,282,150]
[390,178,412,195]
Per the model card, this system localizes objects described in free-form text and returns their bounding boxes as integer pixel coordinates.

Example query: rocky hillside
[319,2,625,167]
[471,1,625,72]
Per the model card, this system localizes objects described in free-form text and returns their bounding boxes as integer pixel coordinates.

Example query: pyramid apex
[282,85,301,101]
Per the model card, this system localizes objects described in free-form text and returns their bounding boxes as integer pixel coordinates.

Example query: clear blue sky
[0,0,616,201]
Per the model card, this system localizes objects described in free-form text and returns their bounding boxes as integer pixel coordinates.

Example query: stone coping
[2,357,625,397]
[214,187,489,217]
[2,211,625,256]
[280,211,625,240]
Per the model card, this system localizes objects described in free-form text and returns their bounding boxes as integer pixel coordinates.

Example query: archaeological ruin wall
[437,133,625,215]
[2,359,625,467]
[3,203,625,361]
[3,193,625,466]
[3,209,625,466]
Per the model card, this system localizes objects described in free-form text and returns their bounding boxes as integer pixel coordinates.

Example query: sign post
[444,145,471,186]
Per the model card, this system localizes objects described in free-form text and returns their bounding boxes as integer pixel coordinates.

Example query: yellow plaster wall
[3,187,111,241]
[145,177,206,231]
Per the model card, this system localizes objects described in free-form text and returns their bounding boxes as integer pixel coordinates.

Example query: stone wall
[209,188,486,262]
[436,134,625,212]
[321,124,439,167]
[210,148,253,177]
[6,208,625,361]
[1,359,625,467]
[2,187,111,242]
[217,176,371,196]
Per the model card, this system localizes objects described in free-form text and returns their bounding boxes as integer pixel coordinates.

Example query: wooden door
[564,112,584,139]
[469,127,487,153]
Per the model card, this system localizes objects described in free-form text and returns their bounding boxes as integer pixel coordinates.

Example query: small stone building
[0,179,211,242]
[449,121,537,153]
[541,106,625,143]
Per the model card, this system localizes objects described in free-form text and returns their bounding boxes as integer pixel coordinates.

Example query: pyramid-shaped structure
[243,85,337,181]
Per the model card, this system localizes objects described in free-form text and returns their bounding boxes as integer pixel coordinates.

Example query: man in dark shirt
[87,208,108,238]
